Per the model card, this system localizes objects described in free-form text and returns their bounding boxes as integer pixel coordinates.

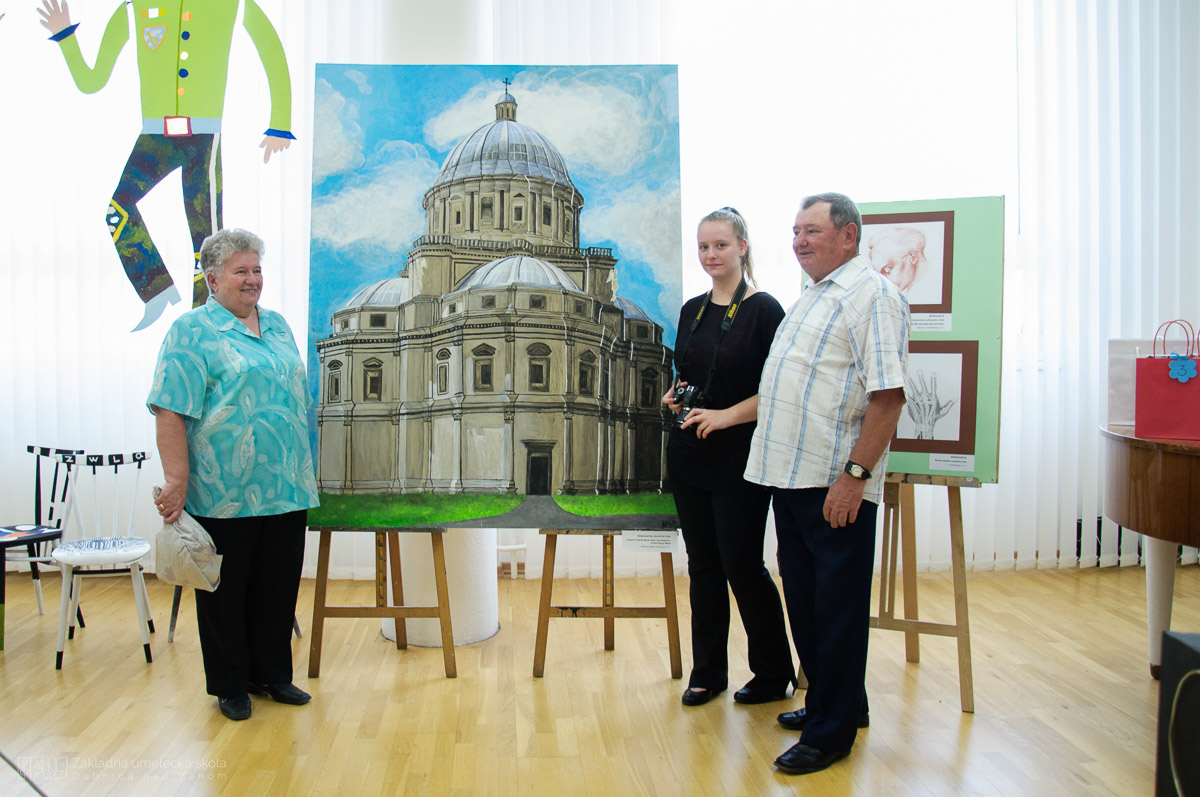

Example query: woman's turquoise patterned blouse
[147,297,319,518]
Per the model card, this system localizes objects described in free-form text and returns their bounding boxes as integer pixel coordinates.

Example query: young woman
[662,207,795,706]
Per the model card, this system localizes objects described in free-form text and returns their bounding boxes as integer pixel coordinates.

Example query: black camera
[672,384,706,428]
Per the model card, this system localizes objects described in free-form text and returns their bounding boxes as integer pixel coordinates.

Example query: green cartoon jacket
[52,0,292,137]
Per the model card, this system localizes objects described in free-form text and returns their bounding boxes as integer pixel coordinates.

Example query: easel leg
[307,529,332,678]
[947,486,974,712]
[900,482,920,662]
[603,534,615,651]
[430,533,456,678]
[533,533,558,677]
[660,552,682,679]
[387,531,406,649]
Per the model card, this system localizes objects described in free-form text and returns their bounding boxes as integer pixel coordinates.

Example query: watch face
[846,463,867,479]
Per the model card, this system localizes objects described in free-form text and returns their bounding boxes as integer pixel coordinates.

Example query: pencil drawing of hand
[905,370,955,439]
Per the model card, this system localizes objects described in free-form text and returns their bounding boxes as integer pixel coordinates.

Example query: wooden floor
[0,563,1196,796]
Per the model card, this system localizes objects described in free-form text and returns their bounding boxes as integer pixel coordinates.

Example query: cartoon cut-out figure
[38,0,294,331]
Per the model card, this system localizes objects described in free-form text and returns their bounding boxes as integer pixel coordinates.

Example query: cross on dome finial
[496,79,517,120]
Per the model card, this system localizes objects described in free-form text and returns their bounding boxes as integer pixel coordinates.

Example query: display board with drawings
[860,196,1004,483]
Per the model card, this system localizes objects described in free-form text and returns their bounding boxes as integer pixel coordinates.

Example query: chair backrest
[64,452,152,541]
[25,445,85,531]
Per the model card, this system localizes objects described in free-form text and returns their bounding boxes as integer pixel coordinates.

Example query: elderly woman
[148,228,318,721]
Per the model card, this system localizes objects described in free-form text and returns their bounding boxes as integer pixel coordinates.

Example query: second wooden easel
[871,473,979,713]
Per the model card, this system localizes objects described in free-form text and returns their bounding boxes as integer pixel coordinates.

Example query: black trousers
[192,510,307,698]
[772,488,876,753]
[672,479,794,690]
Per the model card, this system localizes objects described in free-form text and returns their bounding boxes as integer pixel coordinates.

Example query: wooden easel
[307,526,457,679]
[871,473,978,713]
[532,529,683,678]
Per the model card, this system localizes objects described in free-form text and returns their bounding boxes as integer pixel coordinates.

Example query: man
[745,193,909,775]
[38,0,294,331]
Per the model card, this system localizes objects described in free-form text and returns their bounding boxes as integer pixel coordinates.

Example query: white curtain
[3,0,1194,579]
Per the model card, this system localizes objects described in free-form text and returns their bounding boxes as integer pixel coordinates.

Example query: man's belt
[143,117,223,136]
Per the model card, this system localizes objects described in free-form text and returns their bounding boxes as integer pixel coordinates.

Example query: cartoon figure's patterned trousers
[106,133,223,307]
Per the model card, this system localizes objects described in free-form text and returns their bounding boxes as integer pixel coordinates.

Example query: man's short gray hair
[199,228,265,278]
[801,192,862,246]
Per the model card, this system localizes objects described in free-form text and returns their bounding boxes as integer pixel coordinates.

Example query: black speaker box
[1157,631,1200,797]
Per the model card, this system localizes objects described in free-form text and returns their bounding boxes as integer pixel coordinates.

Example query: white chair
[497,528,527,579]
[51,452,155,670]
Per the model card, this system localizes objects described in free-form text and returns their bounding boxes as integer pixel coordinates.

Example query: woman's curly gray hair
[199,228,265,279]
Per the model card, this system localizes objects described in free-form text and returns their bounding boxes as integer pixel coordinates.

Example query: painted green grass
[553,493,675,516]
[309,493,524,527]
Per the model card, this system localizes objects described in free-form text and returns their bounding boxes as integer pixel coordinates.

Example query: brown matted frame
[893,339,979,455]
[861,209,955,315]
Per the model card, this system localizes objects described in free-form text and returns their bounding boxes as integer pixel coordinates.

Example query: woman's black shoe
[218,695,251,721]
[733,677,793,705]
[681,684,726,706]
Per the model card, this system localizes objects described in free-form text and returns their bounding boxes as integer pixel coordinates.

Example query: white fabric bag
[152,485,222,591]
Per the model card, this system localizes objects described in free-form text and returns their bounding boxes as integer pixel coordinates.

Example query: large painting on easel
[305,65,682,529]
[861,197,1004,483]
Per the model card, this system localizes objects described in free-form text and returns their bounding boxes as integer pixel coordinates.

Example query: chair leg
[130,564,153,663]
[68,574,83,640]
[292,615,302,638]
[138,564,155,634]
[168,584,183,643]
[55,565,74,670]
[28,554,46,615]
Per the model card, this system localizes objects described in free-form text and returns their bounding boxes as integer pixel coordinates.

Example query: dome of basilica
[343,277,409,309]
[456,254,585,294]
[430,92,576,192]
[613,295,651,320]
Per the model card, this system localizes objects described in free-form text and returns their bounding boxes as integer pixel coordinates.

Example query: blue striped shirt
[745,254,909,504]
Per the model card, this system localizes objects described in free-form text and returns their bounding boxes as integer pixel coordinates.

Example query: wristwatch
[844,461,871,480]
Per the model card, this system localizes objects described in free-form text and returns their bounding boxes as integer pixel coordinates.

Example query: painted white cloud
[312,78,365,184]
[346,69,372,95]
[425,76,655,178]
[586,183,683,327]
[311,142,440,252]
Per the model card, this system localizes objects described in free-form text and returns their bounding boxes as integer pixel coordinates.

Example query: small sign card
[620,530,679,553]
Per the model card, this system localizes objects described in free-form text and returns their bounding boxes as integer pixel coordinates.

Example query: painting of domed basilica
[307,66,682,500]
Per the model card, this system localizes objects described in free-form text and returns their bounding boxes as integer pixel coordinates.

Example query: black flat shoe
[733,677,793,705]
[249,682,311,705]
[218,695,251,721]
[681,684,726,706]
[776,707,869,731]
[773,742,850,775]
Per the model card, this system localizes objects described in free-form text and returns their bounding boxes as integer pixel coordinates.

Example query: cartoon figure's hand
[37,0,72,35]
[260,135,292,163]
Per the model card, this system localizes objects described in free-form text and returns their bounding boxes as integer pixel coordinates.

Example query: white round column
[381,528,499,646]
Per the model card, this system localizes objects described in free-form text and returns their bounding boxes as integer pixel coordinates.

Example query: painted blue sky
[307,63,683,407]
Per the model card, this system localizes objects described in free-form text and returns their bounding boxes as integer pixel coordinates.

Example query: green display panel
[859,196,1004,483]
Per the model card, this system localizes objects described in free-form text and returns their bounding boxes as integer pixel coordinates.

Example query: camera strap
[680,278,747,399]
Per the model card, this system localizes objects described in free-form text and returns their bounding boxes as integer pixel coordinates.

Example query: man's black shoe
[776,707,869,731]
[733,677,793,705]
[218,695,251,721]
[773,742,850,775]
[249,683,311,705]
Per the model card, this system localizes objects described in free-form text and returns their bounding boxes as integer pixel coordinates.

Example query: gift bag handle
[1153,319,1196,358]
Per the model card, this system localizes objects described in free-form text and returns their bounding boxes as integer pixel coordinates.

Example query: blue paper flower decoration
[1168,353,1197,383]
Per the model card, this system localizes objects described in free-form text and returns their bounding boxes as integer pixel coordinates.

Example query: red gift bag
[1134,319,1200,439]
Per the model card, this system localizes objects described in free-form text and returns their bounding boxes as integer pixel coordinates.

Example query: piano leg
[1145,535,1178,679]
